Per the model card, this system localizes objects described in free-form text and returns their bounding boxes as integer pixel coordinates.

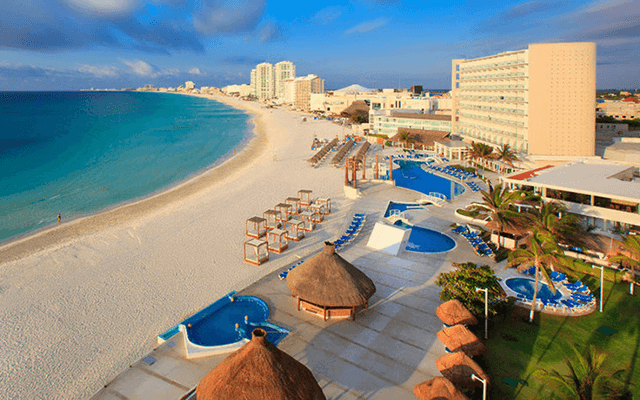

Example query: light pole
[472,373,487,400]
[475,287,488,339]
[592,265,604,312]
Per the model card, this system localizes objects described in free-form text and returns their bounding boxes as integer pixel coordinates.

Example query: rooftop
[388,113,452,121]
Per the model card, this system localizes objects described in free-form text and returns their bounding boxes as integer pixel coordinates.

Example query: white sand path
[0,96,350,399]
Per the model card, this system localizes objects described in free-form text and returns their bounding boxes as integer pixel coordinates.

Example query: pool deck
[91,157,505,400]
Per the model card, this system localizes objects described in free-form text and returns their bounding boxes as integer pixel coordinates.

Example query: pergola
[298,189,313,208]
[267,228,288,253]
[309,204,324,223]
[298,211,315,232]
[263,209,280,230]
[274,203,292,223]
[315,197,331,215]
[244,239,269,266]
[246,216,267,239]
[285,197,301,215]
[285,219,305,241]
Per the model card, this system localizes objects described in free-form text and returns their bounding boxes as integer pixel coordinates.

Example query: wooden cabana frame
[309,205,324,224]
[267,228,289,253]
[315,197,331,215]
[297,298,368,321]
[244,239,269,265]
[246,216,267,239]
[275,203,292,223]
[263,209,280,230]
[285,197,301,215]
[298,211,315,232]
[285,219,305,241]
[298,190,313,208]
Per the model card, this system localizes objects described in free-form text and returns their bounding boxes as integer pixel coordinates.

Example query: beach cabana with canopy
[309,204,324,223]
[285,219,305,241]
[196,328,326,400]
[436,351,490,388]
[285,197,301,215]
[246,216,267,239]
[287,241,376,321]
[436,300,479,327]
[437,324,487,356]
[244,239,269,266]
[275,203,292,223]
[263,209,280,230]
[413,376,469,400]
[315,197,331,215]
[299,211,315,232]
[267,228,288,254]
[298,189,313,208]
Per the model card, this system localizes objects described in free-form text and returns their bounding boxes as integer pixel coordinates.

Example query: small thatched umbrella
[437,324,486,356]
[436,351,490,388]
[413,376,469,400]
[287,241,376,321]
[436,300,478,327]
[196,328,326,400]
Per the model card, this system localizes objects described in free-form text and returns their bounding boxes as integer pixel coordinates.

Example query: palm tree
[468,141,494,169]
[534,343,627,399]
[525,200,592,251]
[506,231,561,322]
[469,183,523,248]
[491,144,519,174]
[398,130,415,149]
[609,235,640,295]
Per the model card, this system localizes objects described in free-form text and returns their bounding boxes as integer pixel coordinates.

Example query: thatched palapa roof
[196,328,326,400]
[436,300,478,326]
[389,128,450,147]
[287,242,376,307]
[436,351,490,388]
[413,376,469,400]
[437,324,486,356]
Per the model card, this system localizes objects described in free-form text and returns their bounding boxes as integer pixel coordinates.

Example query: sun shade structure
[299,211,315,232]
[275,203,292,222]
[244,239,269,266]
[196,328,326,400]
[436,351,490,388]
[285,197,301,215]
[298,189,313,207]
[437,324,487,356]
[285,219,305,241]
[246,216,267,239]
[287,241,376,321]
[309,204,324,223]
[413,376,470,400]
[263,209,280,230]
[436,300,479,327]
[267,228,288,254]
[315,197,331,214]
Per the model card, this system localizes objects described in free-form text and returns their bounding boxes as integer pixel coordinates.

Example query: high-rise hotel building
[274,61,295,99]
[451,42,596,157]
[250,61,296,99]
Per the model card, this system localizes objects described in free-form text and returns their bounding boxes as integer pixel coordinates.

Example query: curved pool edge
[396,220,457,254]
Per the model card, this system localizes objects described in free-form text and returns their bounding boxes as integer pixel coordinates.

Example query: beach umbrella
[196,328,326,400]
[436,351,490,388]
[413,376,469,400]
[437,324,486,356]
[436,300,479,326]
[287,241,376,320]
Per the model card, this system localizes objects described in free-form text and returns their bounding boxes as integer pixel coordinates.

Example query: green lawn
[471,275,640,399]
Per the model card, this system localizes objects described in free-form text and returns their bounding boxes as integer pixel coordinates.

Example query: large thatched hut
[436,351,490,388]
[413,376,469,400]
[437,324,487,356]
[196,328,326,400]
[436,299,478,327]
[287,241,376,321]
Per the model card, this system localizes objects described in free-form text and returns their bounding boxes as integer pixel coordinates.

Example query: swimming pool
[392,220,456,253]
[384,200,428,218]
[393,160,465,200]
[158,292,289,358]
[505,277,562,300]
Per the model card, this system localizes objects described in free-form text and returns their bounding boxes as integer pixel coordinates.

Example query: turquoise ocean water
[0,91,249,243]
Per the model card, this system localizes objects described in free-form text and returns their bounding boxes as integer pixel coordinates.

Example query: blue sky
[1,0,638,90]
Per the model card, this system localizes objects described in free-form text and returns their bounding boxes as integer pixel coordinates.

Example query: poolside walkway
[92,162,499,399]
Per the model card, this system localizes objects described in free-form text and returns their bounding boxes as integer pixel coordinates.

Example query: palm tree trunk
[530,264,540,323]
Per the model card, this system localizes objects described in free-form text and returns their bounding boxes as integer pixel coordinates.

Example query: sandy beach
[0,95,350,399]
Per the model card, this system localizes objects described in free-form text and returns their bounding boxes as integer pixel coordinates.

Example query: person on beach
[58,213,61,223]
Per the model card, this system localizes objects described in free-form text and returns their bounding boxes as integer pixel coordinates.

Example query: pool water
[384,201,427,217]
[393,220,456,253]
[393,160,465,200]
[505,277,562,300]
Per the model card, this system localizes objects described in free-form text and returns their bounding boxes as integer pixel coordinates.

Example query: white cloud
[188,67,204,75]
[61,0,142,17]
[78,64,118,78]
[345,18,389,35]
[193,0,267,35]
[259,22,279,43]
[313,6,342,24]
[122,59,156,77]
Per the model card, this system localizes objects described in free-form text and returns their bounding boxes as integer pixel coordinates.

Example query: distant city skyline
[1,0,639,91]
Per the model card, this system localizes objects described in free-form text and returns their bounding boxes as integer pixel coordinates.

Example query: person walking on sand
[58,213,61,223]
